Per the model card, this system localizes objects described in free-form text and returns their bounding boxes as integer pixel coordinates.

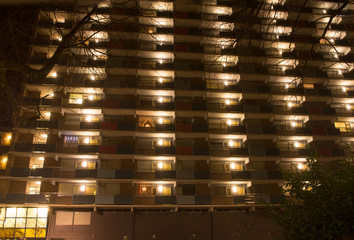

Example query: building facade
[0,0,353,239]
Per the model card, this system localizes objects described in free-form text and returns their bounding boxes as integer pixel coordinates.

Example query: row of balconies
[30,55,354,80]
[22,97,346,116]
[8,168,282,180]
[25,76,354,99]
[18,119,344,137]
[12,142,346,157]
[0,193,281,205]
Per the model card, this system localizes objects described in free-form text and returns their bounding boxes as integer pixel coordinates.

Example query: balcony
[99,145,135,154]
[176,146,209,155]
[95,195,132,205]
[14,143,56,153]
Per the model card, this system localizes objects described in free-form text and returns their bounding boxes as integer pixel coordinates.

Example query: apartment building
[0,0,353,239]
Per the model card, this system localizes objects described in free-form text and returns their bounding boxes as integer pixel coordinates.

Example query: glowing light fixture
[157,185,163,193]
[88,95,94,100]
[84,138,90,144]
[158,118,163,124]
[228,140,234,147]
[291,121,296,127]
[297,163,304,170]
[81,161,88,168]
[345,104,351,110]
[158,97,164,103]
[294,142,300,148]
[51,72,57,78]
[341,87,346,92]
[230,162,236,170]
[90,75,96,80]
[157,139,163,146]
[232,186,237,193]
[80,185,86,192]
[225,99,230,105]
[224,81,229,86]
[157,162,163,169]
[226,119,232,126]
[86,116,92,122]
[288,102,293,108]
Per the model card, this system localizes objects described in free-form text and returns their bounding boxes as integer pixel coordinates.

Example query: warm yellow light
[51,72,57,78]
[90,75,95,80]
[81,161,88,168]
[158,118,163,124]
[279,50,282,54]
[334,54,338,59]
[226,119,232,126]
[44,112,51,117]
[338,70,342,75]
[222,63,226,67]
[86,116,92,122]
[6,135,12,140]
[58,36,62,41]
[157,162,163,169]
[297,163,304,170]
[230,162,236,170]
[2,157,7,163]
[158,78,163,83]
[291,121,296,127]
[224,81,229,86]
[288,102,293,108]
[157,185,163,192]
[88,95,94,100]
[329,39,334,43]
[84,138,90,144]
[322,9,327,14]
[159,59,163,64]
[38,208,48,218]
[232,186,237,193]
[285,84,289,89]
[50,93,54,97]
[158,97,164,103]
[225,99,230,105]
[35,181,41,185]
[77,98,83,104]
[141,186,147,192]
[38,157,45,161]
[346,104,351,110]
[282,66,286,71]
[341,87,346,92]
[294,142,300,148]
[157,139,163,146]
[228,140,234,147]
[41,134,48,138]
[80,185,86,192]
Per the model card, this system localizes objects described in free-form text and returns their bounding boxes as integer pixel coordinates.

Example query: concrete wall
[47,211,283,240]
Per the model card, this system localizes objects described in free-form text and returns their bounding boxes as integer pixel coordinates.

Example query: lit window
[26,182,41,195]
[0,156,7,170]
[69,94,83,104]
[1,133,12,145]
[334,122,350,132]
[0,207,48,238]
